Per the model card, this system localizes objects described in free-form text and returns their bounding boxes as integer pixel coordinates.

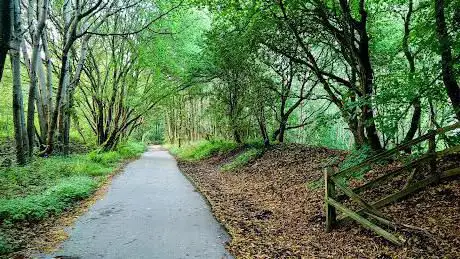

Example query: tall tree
[0,0,11,81]
[9,0,29,164]
[26,0,49,156]
[434,0,460,120]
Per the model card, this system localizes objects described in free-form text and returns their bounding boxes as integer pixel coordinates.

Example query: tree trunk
[10,0,29,164]
[43,49,69,155]
[26,0,48,156]
[434,0,460,120]
[57,54,70,153]
[257,109,270,147]
[37,32,53,146]
[0,0,11,81]
[278,119,287,143]
[402,0,421,150]
[347,115,367,149]
[403,99,421,143]
[356,3,383,152]
[233,129,242,144]
[42,0,75,155]
[37,57,49,143]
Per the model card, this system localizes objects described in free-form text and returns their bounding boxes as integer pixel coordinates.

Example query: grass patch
[220,147,264,172]
[0,141,146,200]
[0,176,97,222]
[169,140,239,161]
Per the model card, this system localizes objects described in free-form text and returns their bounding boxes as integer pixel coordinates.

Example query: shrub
[88,142,146,165]
[88,151,121,165]
[171,140,239,161]
[336,145,372,185]
[221,148,264,172]
[0,141,145,201]
[70,159,113,177]
[0,176,97,222]
[116,142,146,159]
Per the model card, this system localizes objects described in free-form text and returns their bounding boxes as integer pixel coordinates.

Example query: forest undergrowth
[174,142,460,258]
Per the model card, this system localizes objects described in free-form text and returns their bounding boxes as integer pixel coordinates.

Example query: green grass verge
[0,141,146,255]
[168,140,239,161]
[220,147,264,172]
[0,176,98,222]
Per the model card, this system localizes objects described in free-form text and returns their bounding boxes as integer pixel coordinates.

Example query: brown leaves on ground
[178,144,460,258]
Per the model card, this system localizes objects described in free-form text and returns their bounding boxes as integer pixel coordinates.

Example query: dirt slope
[178,144,460,258]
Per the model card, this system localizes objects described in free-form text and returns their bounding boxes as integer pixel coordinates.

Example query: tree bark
[10,0,29,164]
[0,0,11,81]
[257,112,270,147]
[355,2,383,152]
[26,0,49,156]
[402,0,422,149]
[434,0,460,120]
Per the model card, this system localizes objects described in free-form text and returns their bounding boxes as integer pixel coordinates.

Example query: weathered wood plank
[373,175,438,208]
[403,168,417,190]
[349,145,457,197]
[351,154,431,195]
[331,176,387,219]
[327,198,403,245]
[436,145,460,158]
[443,167,460,177]
[324,168,336,232]
[334,123,460,178]
[339,168,460,222]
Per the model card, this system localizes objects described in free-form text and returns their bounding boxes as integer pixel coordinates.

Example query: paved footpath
[41,146,232,259]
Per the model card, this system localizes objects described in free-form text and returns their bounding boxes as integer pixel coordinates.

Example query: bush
[116,142,146,159]
[70,159,113,177]
[0,176,97,222]
[335,145,372,185]
[0,141,146,201]
[88,151,121,165]
[170,140,239,161]
[221,148,264,172]
[0,156,111,200]
[88,142,146,165]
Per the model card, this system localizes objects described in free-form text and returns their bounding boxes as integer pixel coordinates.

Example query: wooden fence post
[428,130,437,180]
[325,167,336,232]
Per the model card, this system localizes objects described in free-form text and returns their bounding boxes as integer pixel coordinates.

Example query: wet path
[43,146,231,259]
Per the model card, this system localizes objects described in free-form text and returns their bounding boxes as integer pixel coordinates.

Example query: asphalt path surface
[41,146,231,259]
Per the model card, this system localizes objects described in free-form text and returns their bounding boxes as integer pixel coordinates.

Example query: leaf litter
[178,143,460,258]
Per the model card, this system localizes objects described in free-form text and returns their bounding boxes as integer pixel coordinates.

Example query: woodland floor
[178,144,460,258]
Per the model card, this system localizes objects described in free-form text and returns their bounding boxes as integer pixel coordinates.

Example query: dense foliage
[1,0,458,163]
[163,0,459,153]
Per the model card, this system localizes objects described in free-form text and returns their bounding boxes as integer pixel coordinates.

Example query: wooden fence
[324,122,460,245]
